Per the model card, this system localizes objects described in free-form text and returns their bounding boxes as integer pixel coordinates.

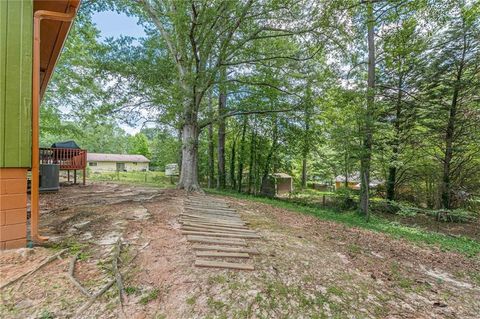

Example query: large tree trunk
[360,0,375,220]
[230,139,236,190]
[237,116,248,192]
[441,32,466,209]
[247,123,256,194]
[207,94,215,188]
[262,117,278,182]
[217,67,227,189]
[301,157,307,189]
[178,122,201,191]
[386,74,403,201]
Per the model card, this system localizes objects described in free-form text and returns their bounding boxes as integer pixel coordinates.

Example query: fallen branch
[73,277,116,318]
[113,238,126,319]
[73,238,140,319]
[0,249,68,290]
[67,254,91,297]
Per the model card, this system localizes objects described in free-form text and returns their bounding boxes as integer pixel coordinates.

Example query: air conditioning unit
[40,164,60,192]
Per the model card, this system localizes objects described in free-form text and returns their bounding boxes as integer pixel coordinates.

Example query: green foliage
[207,189,480,257]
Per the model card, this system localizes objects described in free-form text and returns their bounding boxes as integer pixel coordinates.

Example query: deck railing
[39,148,87,170]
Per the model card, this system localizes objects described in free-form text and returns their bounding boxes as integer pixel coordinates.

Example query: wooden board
[195,251,249,258]
[179,216,248,229]
[192,244,259,254]
[180,214,244,224]
[184,205,236,212]
[180,220,249,229]
[183,209,239,217]
[180,219,247,229]
[182,230,260,239]
[186,235,246,246]
[181,225,256,234]
[195,259,254,270]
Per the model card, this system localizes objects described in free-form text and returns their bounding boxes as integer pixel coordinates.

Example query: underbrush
[206,189,480,257]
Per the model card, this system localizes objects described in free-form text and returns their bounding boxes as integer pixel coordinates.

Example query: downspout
[31,9,77,243]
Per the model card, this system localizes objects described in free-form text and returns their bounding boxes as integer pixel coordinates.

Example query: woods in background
[41,0,480,216]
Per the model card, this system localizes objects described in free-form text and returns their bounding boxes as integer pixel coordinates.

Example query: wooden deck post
[74,170,77,184]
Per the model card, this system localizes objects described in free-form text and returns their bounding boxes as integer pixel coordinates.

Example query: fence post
[322,194,326,207]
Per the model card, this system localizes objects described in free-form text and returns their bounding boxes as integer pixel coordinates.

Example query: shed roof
[87,153,150,163]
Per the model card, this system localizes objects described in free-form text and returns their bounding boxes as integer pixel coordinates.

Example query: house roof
[87,153,150,163]
[272,173,292,179]
[34,0,81,99]
[335,173,383,187]
[335,173,361,183]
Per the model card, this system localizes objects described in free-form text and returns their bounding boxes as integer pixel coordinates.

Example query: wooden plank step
[180,220,249,229]
[192,244,259,254]
[181,225,256,234]
[182,211,240,218]
[196,251,249,258]
[195,259,254,270]
[180,219,247,228]
[179,218,247,227]
[185,201,229,207]
[182,230,260,239]
[180,214,244,223]
[187,235,246,246]
[184,205,236,212]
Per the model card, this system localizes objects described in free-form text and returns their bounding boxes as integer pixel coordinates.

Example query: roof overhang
[34,0,81,98]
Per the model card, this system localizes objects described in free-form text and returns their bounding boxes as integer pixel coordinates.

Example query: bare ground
[1,182,479,318]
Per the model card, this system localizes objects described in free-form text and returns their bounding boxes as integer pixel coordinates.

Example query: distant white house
[87,153,150,172]
[334,173,383,190]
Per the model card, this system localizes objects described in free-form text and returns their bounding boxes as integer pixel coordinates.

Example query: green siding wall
[0,0,33,168]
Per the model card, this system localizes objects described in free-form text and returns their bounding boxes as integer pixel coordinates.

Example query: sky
[91,11,146,40]
[91,11,146,134]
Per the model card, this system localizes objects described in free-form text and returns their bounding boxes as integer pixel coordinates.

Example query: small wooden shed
[261,173,293,197]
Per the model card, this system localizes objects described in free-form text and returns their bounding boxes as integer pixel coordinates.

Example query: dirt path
[1,182,479,318]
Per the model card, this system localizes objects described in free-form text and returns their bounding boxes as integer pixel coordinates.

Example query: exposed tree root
[67,254,91,297]
[113,238,126,319]
[0,249,68,291]
[73,238,141,319]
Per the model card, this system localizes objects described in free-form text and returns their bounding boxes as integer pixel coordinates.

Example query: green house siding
[0,0,33,168]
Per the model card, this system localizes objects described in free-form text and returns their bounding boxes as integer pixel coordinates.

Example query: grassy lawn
[206,189,480,258]
[88,171,176,188]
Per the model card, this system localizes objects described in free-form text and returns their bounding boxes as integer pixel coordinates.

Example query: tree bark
[178,122,201,191]
[237,116,248,192]
[230,138,236,190]
[360,0,375,221]
[207,93,215,188]
[247,121,256,194]
[386,74,403,201]
[441,31,466,209]
[217,68,227,189]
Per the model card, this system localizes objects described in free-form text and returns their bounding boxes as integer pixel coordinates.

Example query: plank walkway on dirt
[180,195,259,270]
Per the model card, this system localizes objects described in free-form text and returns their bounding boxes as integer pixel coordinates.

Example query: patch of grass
[207,274,228,285]
[390,262,415,290]
[207,297,227,311]
[327,286,345,297]
[347,244,362,255]
[89,171,175,189]
[206,189,480,257]
[139,288,160,305]
[39,310,54,319]
[186,296,197,306]
[125,286,141,295]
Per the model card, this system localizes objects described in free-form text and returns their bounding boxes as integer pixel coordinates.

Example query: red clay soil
[1,182,479,318]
